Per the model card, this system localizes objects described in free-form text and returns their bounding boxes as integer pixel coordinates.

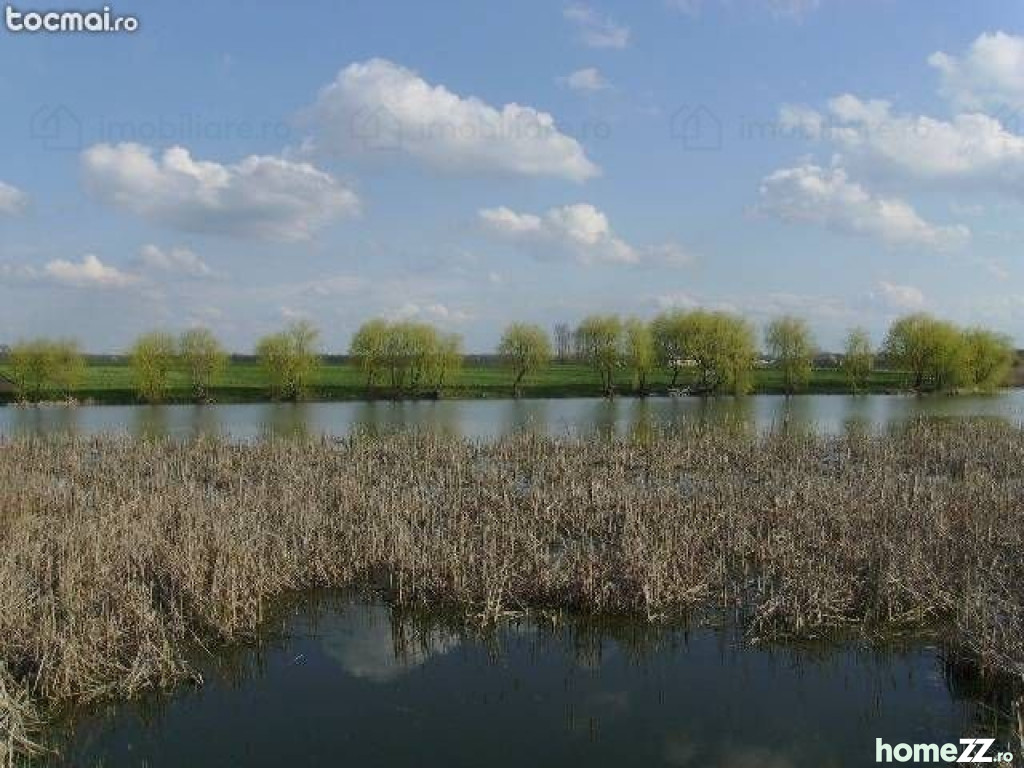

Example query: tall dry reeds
[1,422,1023,760]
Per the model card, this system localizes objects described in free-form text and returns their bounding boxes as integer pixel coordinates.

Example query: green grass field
[0,359,912,404]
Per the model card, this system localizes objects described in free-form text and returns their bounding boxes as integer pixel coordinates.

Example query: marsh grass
[1,421,1023,761]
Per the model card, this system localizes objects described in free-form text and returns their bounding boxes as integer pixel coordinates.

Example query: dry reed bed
[1,422,1023,762]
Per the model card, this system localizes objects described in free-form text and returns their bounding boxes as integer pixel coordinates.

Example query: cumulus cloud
[479,203,693,266]
[873,281,926,311]
[0,181,27,216]
[563,3,630,49]
[757,163,970,249]
[559,67,611,92]
[306,59,599,182]
[480,203,638,264]
[81,143,360,241]
[43,254,138,289]
[781,94,1024,196]
[138,244,214,278]
[929,32,1024,112]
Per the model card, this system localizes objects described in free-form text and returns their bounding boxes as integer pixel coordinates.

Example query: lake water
[57,597,1017,768]
[4,391,1024,440]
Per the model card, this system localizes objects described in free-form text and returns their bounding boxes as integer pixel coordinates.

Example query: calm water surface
[5,392,1024,440]
[58,598,1015,768]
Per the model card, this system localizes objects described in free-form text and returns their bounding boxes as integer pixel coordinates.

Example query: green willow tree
[130,332,178,404]
[883,314,968,392]
[575,314,623,396]
[765,315,814,395]
[349,318,390,392]
[841,328,874,393]
[255,321,321,400]
[682,310,756,395]
[8,340,56,401]
[51,339,86,400]
[179,328,227,402]
[432,332,464,391]
[962,328,1014,392]
[497,323,551,397]
[650,309,689,387]
[623,318,655,395]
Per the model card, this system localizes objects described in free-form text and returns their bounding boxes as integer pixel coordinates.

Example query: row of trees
[498,311,1015,397]
[4,312,1015,403]
[131,322,323,403]
[500,312,759,396]
[349,320,463,394]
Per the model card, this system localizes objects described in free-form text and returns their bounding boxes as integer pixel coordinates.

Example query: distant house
[0,374,15,395]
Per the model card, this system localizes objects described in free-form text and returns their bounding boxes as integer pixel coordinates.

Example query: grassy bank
[1,422,1023,762]
[0,359,914,405]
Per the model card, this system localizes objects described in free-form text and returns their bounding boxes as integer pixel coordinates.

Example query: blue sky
[2,0,1023,352]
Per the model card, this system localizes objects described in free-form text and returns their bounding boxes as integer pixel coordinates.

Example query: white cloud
[929,32,1024,112]
[873,281,926,311]
[43,254,138,289]
[0,181,27,216]
[307,59,599,182]
[138,244,214,278]
[479,203,694,267]
[389,302,470,323]
[81,143,360,241]
[480,203,638,264]
[757,163,970,249]
[778,104,826,139]
[559,67,611,92]
[564,3,630,49]
[782,95,1024,196]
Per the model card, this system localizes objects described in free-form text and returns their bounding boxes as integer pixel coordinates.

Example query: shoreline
[0,361,972,406]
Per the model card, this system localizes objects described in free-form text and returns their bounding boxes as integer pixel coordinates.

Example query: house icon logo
[670,104,723,151]
[29,104,83,151]
[349,105,403,151]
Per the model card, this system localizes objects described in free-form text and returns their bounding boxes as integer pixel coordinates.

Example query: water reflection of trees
[261,402,312,439]
[8,403,80,437]
[5,393,1024,443]
[132,404,170,439]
